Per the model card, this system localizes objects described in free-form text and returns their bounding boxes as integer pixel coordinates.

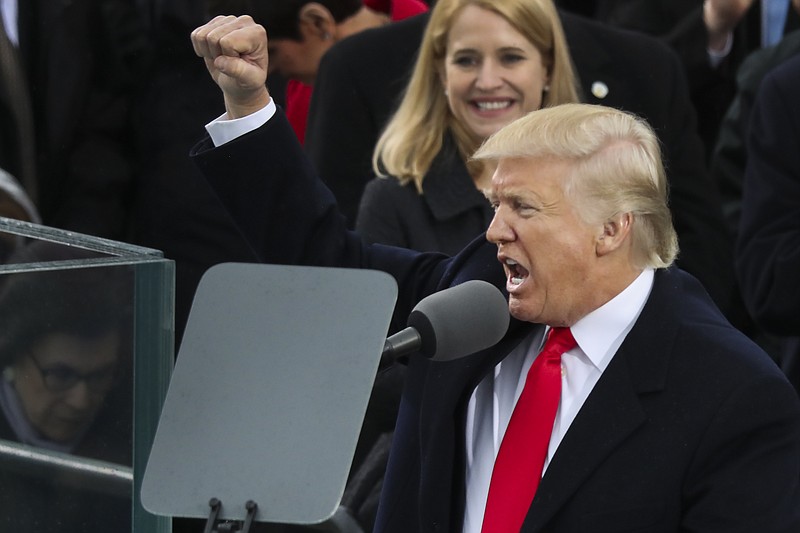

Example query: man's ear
[596,212,633,256]
[298,2,336,40]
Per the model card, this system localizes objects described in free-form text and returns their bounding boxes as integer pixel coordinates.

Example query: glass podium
[0,217,175,532]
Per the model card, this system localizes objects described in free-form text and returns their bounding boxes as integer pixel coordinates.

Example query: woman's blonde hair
[373,0,580,192]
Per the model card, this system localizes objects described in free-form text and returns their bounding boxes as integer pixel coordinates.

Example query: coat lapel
[521,346,647,531]
[521,269,680,531]
[417,318,539,531]
[560,12,613,104]
[411,264,685,531]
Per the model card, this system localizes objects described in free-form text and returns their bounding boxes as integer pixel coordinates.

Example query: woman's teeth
[476,101,511,110]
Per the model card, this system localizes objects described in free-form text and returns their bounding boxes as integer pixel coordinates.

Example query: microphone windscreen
[407,280,509,361]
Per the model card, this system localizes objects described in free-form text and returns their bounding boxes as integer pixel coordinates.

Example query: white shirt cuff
[204,98,277,147]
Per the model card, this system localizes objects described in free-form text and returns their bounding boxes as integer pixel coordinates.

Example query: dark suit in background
[711,30,800,240]
[0,0,149,239]
[737,53,800,393]
[708,32,800,369]
[129,0,257,347]
[307,10,736,318]
[191,110,800,533]
[554,0,800,157]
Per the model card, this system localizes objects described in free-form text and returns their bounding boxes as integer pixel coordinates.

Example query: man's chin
[508,298,533,322]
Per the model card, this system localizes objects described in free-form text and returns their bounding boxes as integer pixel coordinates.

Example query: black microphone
[381,280,510,364]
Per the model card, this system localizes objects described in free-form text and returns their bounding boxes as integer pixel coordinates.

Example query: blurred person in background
[0,241,134,531]
[553,0,800,158]
[247,0,428,143]
[0,0,149,240]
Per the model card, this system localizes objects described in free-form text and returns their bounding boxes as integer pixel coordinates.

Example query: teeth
[505,258,525,286]
[477,101,511,110]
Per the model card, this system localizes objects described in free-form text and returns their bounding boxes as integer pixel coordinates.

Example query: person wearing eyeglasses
[0,241,133,531]
[0,246,130,457]
[1,332,120,450]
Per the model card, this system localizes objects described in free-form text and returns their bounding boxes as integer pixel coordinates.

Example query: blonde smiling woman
[356,0,579,255]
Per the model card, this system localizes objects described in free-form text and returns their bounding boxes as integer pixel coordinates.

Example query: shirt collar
[569,268,654,371]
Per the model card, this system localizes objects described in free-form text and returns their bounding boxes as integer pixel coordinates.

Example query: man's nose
[487,208,513,244]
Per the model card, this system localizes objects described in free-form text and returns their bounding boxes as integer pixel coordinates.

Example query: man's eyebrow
[488,189,531,203]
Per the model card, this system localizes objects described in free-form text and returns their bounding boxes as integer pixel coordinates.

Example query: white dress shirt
[205,99,276,147]
[462,268,654,533]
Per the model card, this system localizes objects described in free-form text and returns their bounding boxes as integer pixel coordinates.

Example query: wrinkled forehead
[491,155,573,184]
[488,156,573,201]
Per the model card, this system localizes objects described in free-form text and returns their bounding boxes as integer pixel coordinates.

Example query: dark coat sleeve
[191,110,459,323]
[36,0,151,240]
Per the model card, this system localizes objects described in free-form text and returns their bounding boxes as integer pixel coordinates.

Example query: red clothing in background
[286,0,429,144]
[285,80,314,144]
[364,0,429,21]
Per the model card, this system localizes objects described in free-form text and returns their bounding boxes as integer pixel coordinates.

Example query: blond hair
[474,103,679,269]
[373,0,579,192]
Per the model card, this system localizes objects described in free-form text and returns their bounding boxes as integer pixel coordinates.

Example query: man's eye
[514,202,537,214]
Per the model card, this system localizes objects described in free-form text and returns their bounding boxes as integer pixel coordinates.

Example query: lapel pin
[591,81,609,99]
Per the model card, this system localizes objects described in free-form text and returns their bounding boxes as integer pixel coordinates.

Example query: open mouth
[505,259,529,287]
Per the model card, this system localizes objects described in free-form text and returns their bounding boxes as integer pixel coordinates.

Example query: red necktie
[481,327,576,532]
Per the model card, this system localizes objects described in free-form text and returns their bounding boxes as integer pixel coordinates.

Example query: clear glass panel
[0,217,174,532]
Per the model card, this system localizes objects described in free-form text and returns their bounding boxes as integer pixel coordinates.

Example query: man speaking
[188,15,800,532]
